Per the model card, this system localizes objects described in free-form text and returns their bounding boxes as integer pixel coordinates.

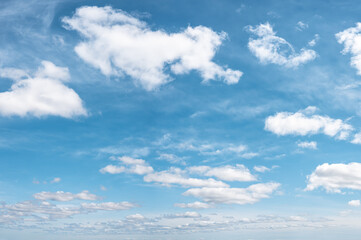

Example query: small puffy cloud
[33,190,98,202]
[0,61,87,118]
[306,162,361,193]
[164,211,201,219]
[297,141,317,149]
[265,106,353,140]
[308,34,320,47]
[100,156,153,175]
[351,132,361,144]
[63,6,242,91]
[188,164,257,182]
[174,201,212,209]
[336,23,361,75]
[51,177,61,183]
[157,153,186,165]
[143,167,228,188]
[253,166,270,173]
[81,202,136,211]
[247,22,316,67]
[184,182,280,205]
[296,21,308,31]
[348,200,360,207]
[126,213,145,221]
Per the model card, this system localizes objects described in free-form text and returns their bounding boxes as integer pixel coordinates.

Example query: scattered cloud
[0,61,87,118]
[33,190,99,202]
[253,166,271,173]
[62,6,242,91]
[157,153,186,165]
[308,34,320,47]
[100,156,154,175]
[174,201,212,209]
[297,141,317,149]
[51,177,61,183]
[81,202,136,211]
[265,106,353,140]
[164,211,201,219]
[348,200,360,207]
[336,23,361,74]
[296,21,308,31]
[306,162,361,193]
[247,22,316,67]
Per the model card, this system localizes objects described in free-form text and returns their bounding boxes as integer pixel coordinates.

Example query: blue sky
[2,0,361,239]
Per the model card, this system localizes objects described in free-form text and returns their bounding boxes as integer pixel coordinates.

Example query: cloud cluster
[265,106,353,140]
[306,162,361,193]
[33,190,98,202]
[336,23,361,74]
[247,23,316,67]
[0,61,87,118]
[184,182,280,205]
[63,6,242,91]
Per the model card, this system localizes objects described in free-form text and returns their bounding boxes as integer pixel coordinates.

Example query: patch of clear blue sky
[1,0,361,239]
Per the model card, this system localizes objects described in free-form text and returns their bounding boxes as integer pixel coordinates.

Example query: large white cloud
[33,190,98,202]
[188,164,257,182]
[0,61,87,118]
[265,106,353,139]
[336,23,361,75]
[247,23,316,67]
[306,162,361,193]
[184,182,280,205]
[62,6,242,91]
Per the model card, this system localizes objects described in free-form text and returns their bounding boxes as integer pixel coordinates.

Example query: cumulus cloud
[297,141,317,149]
[247,22,316,67]
[265,106,353,140]
[253,166,271,173]
[184,182,280,205]
[306,162,361,193]
[174,201,212,209]
[164,211,201,219]
[351,132,361,144]
[188,164,257,182]
[0,61,87,118]
[33,190,99,202]
[81,202,136,211]
[62,6,242,91]
[144,167,228,188]
[336,23,361,75]
[100,156,153,175]
[348,200,360,207]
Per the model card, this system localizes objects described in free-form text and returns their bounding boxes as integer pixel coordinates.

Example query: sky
[2,0,361,239]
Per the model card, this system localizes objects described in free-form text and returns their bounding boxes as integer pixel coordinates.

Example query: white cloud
[174,201,212,209]
[184,182,280,205]
[62,6,242,91]
[348,200,360,207]
[296,21,308,31]
[81,202,136,211]
[308,34,320,47]
[336,23,361,75]
[33,190,98,202]
[0,61,87,118]
[247,23,316,67]
[164,211,201,219]
[306,162,361,193]
[351,132,361,144]
[51,177,61,183]
[253,166,271,173]
[143,167,229,188]
[188,164,257,182]
[265,106,353,139]
[297,141,317,149]
[100,156,153,175]
[157,153,186,165]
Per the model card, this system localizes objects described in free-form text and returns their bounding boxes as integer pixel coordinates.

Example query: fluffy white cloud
[100,156,153,175]
[336,23,361,75]
[143,167,228,188]
[62,6,242,91]
[188,164,257,182]
[247,23,316,67]
[33,190,98,202]
[348,200,360,207]
[51,177,61,183]
[253,166,271,173]
[306,162,361,193]
[81,202,136,211]
[184,182,280,205]
[164,211,201,219]
[174,201,212,209]
[265,107,353,139]
[0,61,87,118]
[297,141,317,149]
[351,132,361,144]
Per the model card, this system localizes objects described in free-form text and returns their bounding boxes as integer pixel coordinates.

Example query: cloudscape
[1,0,361,240]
